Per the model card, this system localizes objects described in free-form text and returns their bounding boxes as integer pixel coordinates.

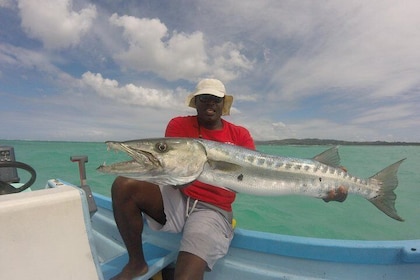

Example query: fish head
[97,138,208,186]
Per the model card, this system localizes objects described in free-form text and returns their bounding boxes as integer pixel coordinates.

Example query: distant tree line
[255,138,420,146]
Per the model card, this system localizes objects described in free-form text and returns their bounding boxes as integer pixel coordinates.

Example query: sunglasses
[197,94,223,104]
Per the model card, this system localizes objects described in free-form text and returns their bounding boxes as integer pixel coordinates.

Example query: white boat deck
[2,179,420,279]
[0,184,103,280]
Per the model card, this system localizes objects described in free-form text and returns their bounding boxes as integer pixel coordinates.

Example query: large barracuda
[98,138,405,221]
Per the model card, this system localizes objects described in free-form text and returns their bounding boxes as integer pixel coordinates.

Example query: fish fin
[208,160,242,171]
[312,146,341,167]
[368,159,406,222]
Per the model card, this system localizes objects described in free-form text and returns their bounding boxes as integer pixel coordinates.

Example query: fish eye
[155,142,168,153]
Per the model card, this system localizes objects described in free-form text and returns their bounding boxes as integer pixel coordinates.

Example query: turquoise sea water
[2,140,419,241]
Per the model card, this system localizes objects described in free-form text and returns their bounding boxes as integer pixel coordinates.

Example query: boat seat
[0,184,103,280]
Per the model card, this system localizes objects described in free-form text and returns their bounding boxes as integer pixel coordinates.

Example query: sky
[1,0,419,142]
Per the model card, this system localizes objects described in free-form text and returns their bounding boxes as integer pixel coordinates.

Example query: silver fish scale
[196,139,379,199]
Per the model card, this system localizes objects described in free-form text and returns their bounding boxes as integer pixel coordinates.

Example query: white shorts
[144,186,234,270]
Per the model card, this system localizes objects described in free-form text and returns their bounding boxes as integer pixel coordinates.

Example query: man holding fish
[109,78,348,280]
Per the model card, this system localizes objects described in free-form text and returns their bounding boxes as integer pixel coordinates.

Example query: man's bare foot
[110,261,148,280]
[322,186,348,203]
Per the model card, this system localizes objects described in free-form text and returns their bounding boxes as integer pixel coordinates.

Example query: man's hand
[323,186,348,203]
[323,165,348,203]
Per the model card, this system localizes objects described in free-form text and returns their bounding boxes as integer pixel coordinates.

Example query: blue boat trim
[45,178,420,279]
[89,183,420,266]
[232,228,420,265]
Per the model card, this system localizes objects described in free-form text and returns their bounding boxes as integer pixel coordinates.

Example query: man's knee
[111,176,128,197]
[175,251,207,280]
[111,177,161,206]
[111,176,142,203]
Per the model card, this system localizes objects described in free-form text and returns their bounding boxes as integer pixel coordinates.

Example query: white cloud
[81,71,184,109]
[235,118,296,141]
[0,43,79,88]
[2,1,420,142]
[209,42,254,81]
[241,115,404,142]
[109,13,207,81]
[265,1,420,102]
[18,0,97,49]
[285,119,373,142]
[351,104,415,124]
[0,0,14,8]
[0,43,55,71]
[109,13,253,81]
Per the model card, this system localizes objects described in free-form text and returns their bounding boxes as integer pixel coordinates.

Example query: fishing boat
[1,147,420,280]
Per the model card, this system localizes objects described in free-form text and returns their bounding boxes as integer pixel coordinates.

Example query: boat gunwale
[92,191,420,266]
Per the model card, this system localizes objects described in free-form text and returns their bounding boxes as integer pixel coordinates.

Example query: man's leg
[174,251,207,280]
[173,209,233,280]
[110,176,166,280]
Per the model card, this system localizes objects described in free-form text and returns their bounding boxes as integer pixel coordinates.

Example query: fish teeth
[106,145,119,153]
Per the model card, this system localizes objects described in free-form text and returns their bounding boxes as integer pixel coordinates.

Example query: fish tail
[368,159,406,222]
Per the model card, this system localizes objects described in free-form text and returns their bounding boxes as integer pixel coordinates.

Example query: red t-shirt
[165,116,255,211]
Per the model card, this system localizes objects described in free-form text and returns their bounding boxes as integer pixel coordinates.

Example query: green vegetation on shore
[255,138,420,146]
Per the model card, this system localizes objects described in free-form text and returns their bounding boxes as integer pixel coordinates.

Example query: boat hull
[88,184,420,279]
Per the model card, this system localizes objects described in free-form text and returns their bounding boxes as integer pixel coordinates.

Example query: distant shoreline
[1,138,420,146]
[255,138,420,146]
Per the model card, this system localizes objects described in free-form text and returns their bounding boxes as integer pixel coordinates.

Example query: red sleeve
[225,121,255,150]
[165,117,183,137]
[164,116,198,138]
[238,127,255,150]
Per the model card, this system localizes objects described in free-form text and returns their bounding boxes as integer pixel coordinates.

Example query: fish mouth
[104,141,161,168]
[97,159,145,173]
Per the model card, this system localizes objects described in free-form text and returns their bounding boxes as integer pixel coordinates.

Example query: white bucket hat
[186,78,233,116]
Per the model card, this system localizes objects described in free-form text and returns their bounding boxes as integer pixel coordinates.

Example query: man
[110,78,254,280]
[110,78,348,280]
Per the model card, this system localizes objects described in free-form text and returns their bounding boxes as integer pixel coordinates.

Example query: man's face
[195,94,224,124]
